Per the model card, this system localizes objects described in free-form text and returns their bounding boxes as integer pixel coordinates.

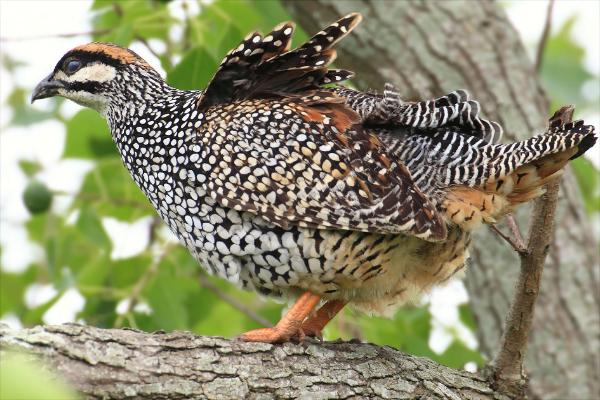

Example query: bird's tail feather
[441,113,596,229]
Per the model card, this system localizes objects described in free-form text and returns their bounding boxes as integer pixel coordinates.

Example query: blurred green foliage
[1,1,598,384]
[541,16,594,111]
[540,15,600,215]
[0,352,80,400]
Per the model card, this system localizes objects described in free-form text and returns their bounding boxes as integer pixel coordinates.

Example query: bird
[32,13,596,343]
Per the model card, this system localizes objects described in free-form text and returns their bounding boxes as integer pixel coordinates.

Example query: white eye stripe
[55,63,116,84]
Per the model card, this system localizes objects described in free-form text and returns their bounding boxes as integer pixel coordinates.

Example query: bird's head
[31,42,161,115]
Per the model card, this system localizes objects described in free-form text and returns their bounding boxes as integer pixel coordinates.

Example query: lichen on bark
[0,323,511,400]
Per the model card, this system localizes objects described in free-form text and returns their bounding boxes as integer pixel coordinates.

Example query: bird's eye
[65,59,82,74]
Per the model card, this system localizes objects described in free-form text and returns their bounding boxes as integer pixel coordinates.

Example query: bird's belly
[288,228,470,317]
[338,229,470,316]
[143,175,470,316]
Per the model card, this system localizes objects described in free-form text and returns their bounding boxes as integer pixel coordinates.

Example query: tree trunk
[0,324,513,400]
[282,1,599,399]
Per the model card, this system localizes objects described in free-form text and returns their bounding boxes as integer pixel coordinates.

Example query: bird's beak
[31,74,64,103]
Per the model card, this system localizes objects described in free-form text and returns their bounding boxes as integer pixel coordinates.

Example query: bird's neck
[104,68,175,123]
[103,81,203,200]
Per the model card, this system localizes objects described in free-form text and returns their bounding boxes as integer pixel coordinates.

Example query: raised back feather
[381,85,504,143]
[197,13,361,111]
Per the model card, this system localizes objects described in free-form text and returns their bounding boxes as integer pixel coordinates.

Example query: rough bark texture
[0,324,511,400]
[488,106,574,398]
[282,1,600,399]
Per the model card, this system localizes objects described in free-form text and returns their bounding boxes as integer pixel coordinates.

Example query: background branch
[0,29,110,42]
[197,272,272,328]
[534,0,555,72]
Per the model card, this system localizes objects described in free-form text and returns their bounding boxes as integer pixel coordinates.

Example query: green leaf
[91,0,113,11]
[216,24,243,61]
[134,11,175,41]
[0,352,80,400]
[92,0,172,44]
[76,253,112,288]
[351,306,433,351]
[0,268,36,317]
[571,157,600,214]
[110,255,152,289]
[25,213,51,247]
[22,290,62,326]
[541,17,596,110]
[437,341,485,369]
[64,109,113,158]
[81,296,119,328]
[167,47,219,90]
[145,268,193,331]
[250,0,296,30]
[1,52,26,72]
[7,87,60,126]
[76,206,111,248]
[458,304,479,332]
[212,0,264,33]
[91,3,121,41]
[76,158,152,220]
[112,23,134,45]
[18,160,42,177]
[193,300,248,337]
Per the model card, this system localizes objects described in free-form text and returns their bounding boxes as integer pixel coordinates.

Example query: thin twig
[0,29,110,42]
[114,217,165,328]
[197,272,272,328]
[505,214,526,250]
[490,224,527,254]
[113,255,160,328]
[534,0,555,72]
[181,0,192,52]
[135,36,164,64]
[72,192,150,210]
[488,106,574,397]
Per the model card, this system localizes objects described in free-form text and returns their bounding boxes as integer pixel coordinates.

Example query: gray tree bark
[282,1,599,399]
[0,324,512,400]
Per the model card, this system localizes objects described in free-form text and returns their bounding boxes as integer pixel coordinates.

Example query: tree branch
[0,324,512,400]
[487,106,574,397]
[534,0,555,72]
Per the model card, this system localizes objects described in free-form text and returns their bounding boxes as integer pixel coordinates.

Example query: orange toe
[239,327,293,343]
[239,291,321,343]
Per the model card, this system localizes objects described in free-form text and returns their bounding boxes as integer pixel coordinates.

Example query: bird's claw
[299,324,324,341]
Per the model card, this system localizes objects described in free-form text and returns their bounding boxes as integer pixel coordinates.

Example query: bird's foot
[239,326,305,343]
[238,292,322,344]
[298,299,347,341]
[299,321,323,341]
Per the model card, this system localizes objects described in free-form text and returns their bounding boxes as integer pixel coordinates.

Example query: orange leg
[301,299,347,339]
[239,291,321,343]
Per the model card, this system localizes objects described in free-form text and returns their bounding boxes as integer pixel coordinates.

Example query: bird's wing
[196,13,360,112]
[189,13,446,240]
[190,91,447,241]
